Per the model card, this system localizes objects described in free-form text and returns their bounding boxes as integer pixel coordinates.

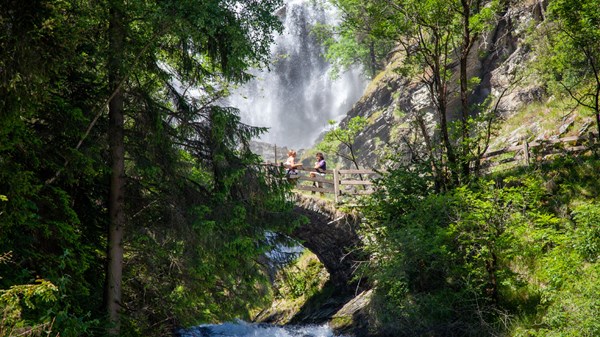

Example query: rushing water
[227,0,367,149]
[182,3,365,335]
[179,320,348,337]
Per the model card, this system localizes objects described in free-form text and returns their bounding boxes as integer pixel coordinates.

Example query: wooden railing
[262,134,597,202]
[481,133,597,168]
[270,166,379,202]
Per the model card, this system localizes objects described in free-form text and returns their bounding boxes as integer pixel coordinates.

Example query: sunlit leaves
[538,0,600,133]
[317,116,368,168]
[0,279,58,329]
[362,154,600,335]
[315,0,396,78]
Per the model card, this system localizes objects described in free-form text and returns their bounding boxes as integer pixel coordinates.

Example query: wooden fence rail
[264,166,379,202]
[263,133,597,202]
[481,133,597,169]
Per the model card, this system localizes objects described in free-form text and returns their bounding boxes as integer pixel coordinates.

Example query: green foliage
[313,0,396,78]
[276,251,327,300]
[536,263,600,336]
[0,0,291,335]
[572,203,600,262]
[317,116,368,169]
[0,279,58,329]
[361,158,600,336]
[0,275,98,337]
[535,0,600,134]
[119,102,298,334]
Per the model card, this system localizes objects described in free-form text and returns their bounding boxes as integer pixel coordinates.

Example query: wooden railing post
[523,137,530,166]
[274,144,278,164]
[333,169,340,203]
[477,133,595,172]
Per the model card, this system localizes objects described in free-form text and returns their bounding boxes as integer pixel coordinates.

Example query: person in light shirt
[284,150,302,176]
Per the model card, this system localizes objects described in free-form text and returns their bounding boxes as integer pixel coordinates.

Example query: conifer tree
[1,0,292,335]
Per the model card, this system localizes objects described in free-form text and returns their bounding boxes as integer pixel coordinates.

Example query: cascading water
[228,0,367,149]
[179,320,348,337]
[180,3,362,336]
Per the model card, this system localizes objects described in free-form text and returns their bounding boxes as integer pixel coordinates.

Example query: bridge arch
[290,194,363,288]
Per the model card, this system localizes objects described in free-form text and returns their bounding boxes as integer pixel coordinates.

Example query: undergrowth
[359,155,600,336]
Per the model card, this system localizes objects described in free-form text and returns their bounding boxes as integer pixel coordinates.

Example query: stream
[179,320,348,337]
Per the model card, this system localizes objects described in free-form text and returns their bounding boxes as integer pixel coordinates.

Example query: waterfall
[228,0,367,149]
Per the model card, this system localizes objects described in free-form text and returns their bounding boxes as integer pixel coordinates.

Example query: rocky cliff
[331,0,585,171]
[265,1,599,335]
[254,2,599,335]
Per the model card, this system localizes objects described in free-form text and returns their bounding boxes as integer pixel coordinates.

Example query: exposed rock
[327,1,548,170]
[253,252,331,325]
[330,289,373,337]
[250,140,306,164]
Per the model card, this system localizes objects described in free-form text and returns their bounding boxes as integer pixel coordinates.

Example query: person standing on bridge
[284,150,302,177]
[310,152,326,194]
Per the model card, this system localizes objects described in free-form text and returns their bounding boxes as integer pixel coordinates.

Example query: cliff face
[333,0,551,170]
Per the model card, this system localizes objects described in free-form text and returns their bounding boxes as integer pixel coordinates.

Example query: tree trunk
[369,40,377,78]
[105,1,126,335]
[349,146,363,180]
[459,0,476,183]
[486,252,499,305]
[415,113,444,191]
[595,80,600,138]
[433,71,457,186]
[459,48,470,181]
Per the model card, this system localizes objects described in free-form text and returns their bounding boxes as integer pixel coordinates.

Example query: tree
[363,0,500,187]
[395,0,460,186]
[540,0,600,136]
[105,2,126,334]
[314,0,396,78]
[99,0,284,334]
[318,116,369,170]
[456,0,498,179]
[0,2,109,335]
[1,0,291,335]
[120,102,298,334]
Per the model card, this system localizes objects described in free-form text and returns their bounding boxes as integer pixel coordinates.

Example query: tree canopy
[321,0,502,188]
[0,0,299,335]
[312,0,396,78]
[538,0,600,135]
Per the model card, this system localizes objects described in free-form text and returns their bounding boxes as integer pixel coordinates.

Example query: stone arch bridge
[290,194,364,288]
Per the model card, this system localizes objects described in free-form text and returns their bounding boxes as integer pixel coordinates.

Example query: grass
[360,52,406,103]
[493,99,594,149]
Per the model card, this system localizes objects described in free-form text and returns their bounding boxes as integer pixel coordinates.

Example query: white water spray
[179,319,348,337]
[228,0,367,149]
